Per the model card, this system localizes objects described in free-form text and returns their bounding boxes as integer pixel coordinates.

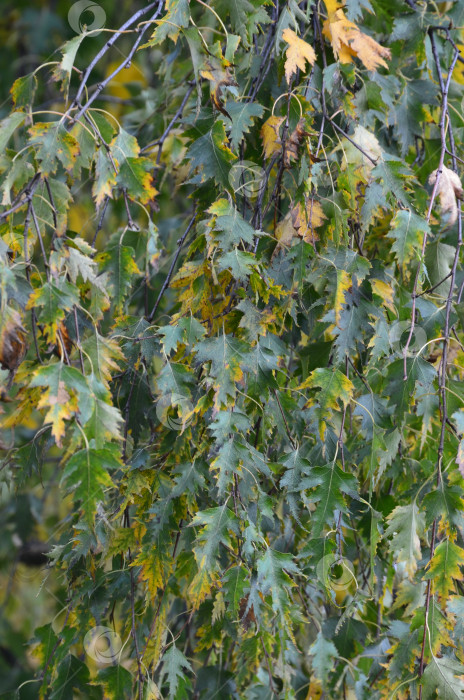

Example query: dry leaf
[261,115,284,159]
[273,198,325,258]
[291,198,326,241]
[275,212,298,250]
[54,322,73,360]
[282,28,317,84]
[342,124,382,177]
[0,308,27,384]
[200,61,238,120]
[323,9,391,72]
[428,165,463,226]
[284,118,309,167]
[457,439,464,478]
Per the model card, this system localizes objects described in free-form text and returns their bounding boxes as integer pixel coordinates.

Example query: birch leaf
[323,8,391,71]
[261,115,284,159]
[282,28,317,83]
[428,165,463,226]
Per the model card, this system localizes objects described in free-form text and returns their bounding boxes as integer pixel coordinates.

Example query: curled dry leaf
[274,198,326,258]
[0,308,27,373]
[284,118,309,167]
[292,198,326,241]
[428,165,463,226]
[261,115,284,159]
[323,7,391,72]
[261,116,314,166]
[54,322,73,360]
[342,124,382,175]
[200,61,238,121]
[282,28,317,84]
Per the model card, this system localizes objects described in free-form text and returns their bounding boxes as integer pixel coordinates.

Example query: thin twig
[147,210,197,322]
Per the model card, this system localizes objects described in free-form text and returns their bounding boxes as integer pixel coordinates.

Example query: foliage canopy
[2,0,464,698]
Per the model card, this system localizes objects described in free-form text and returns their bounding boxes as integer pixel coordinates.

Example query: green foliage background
[2,0,464,698]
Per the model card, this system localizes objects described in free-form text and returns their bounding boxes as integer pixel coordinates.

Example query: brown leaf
[54,322,73,360]
[284,118,309,167]
[291,198,326,241]
[0,308,27,374]
[239,595,256,630]
[428,165,463,226]
[200,61,238,120]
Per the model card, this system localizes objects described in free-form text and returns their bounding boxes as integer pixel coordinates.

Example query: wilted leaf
[428,165,463,226]
[0,307,27,374]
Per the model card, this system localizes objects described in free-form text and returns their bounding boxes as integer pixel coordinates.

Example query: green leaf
[158,316,205,355]
[49,656,90,699]
[189,504,238,606]
[61,447,119,524]
[217,249,256,281]
[10,73,37,110]
[52,35,86,100]
[27,279,79,343]
[424,239,456,298]
[101,244,140,312]
[146,0,190,44]
[224,101,264,151]
[385,503,425,579]
[160,645,193,700]
[0,112,25,152]
[387,209,429,276]
[309,632,338,683]
[195,333,252,408]
[302,463,358,536]
[421,655,464,700]
[28,122,80,175]
[97,666,134,699]
[216,0,270,47]
[256,548,299,618]
[207,199,255,247]
[186,120,237,188]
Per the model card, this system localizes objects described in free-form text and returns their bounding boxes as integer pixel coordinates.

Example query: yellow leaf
[298,367,354,440]
[37,381,78,447]
[323,9,391,71]
[324,0,344,13]
[212,591,225,622]
[305,680,323,700]
[424,538,464,600]
[334,269,351,325]
[261,115,284,159]
[291,198,326,242]
[189,567,218,609]
[275,212,298,252]
[133,545,173,597]
[282,28,317,84]
[370,278,395,313]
